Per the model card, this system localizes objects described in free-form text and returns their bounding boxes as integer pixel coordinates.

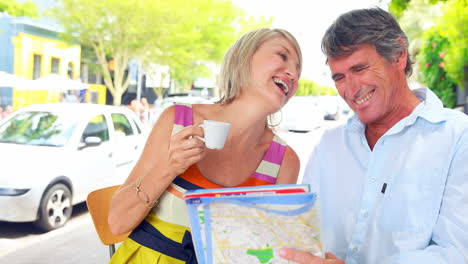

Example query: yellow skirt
[109,214,193,264]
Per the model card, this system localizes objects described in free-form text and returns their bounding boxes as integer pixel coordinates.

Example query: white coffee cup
[198,120,231,149]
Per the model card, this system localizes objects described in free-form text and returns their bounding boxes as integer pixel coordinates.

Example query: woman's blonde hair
[217,28,302,104]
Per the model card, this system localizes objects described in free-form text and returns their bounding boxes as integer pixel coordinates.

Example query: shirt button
[353,247,359,253]
[363,212,368,217]
[371,177,376,182]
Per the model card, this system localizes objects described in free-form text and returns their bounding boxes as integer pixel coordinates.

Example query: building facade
[0,14,103,109]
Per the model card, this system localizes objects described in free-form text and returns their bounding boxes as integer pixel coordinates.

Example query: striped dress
[109,104,289,264]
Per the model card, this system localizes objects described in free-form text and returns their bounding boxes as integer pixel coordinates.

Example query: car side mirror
[78,136,102,150]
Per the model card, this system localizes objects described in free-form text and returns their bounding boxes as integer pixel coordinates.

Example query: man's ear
[395,37,408,71]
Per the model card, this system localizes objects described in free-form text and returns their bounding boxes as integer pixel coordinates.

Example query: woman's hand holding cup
[166,120,231,178]
[167,125,206,177]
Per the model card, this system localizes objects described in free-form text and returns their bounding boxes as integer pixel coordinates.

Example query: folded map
[184,184,322,264]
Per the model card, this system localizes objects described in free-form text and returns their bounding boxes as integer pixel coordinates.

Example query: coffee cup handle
[196,124,205,143]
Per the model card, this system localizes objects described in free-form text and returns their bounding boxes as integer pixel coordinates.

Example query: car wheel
[34,183,73,232]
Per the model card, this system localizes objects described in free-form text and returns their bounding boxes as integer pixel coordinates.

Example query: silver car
[0,103,146,231]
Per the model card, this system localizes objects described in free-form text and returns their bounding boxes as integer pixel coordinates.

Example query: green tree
[141,1,271,94]
[0,0,38,18]
[388,0,447,18]
[49,0,267,105]
[389,0,466,108]
[436,0,467,89]
[397,0,444,58]
[418,28,457,107]
[297,79,337,96]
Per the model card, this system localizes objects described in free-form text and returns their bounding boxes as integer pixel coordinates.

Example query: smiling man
[280,7,468,264]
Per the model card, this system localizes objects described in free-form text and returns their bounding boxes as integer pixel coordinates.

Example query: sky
[232,0,389,87]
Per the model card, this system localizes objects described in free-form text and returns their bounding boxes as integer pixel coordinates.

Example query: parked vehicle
[0,103,146,231]
[337,96,352,116]
[279,96,324,132]
[158,92,214,109]
[317,95,341,120]
[150,93,214,125]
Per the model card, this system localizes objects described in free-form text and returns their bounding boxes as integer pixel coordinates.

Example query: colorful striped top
[152,103,289,228]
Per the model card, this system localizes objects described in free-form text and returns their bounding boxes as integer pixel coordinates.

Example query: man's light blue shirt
[303,88,468,264]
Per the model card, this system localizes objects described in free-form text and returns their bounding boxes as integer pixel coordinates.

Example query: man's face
[328,44,403,125]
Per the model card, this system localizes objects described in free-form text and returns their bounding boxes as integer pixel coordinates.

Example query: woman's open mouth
[273,78,289,95]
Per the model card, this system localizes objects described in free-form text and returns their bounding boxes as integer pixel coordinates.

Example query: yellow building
[0,15,106,109]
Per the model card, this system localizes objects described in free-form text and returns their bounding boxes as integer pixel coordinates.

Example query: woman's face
[245,36,300,110]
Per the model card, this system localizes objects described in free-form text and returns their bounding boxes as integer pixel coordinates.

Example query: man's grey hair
[321,7,413,76]
[217,28,302,104]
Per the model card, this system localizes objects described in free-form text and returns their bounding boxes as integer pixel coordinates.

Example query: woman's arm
[108,105,205,235]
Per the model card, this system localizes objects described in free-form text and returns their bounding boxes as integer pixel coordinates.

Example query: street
[0,119,346,264]
[0,203,108,264]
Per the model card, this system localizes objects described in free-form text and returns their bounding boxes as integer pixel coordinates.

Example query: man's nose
[344,75,361,100]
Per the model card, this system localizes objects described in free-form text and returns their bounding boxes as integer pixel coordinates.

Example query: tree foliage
[397,0,444,57]
[388,0,412,18]
[296,79,337,96]
[388,0,447,18]
[0,0,38,18]
[435,0,467,89]
[418,28,457,108]
[390,0,466,108]
[140,1,271,93]
[48,0,269,105]
[398,0,466,88]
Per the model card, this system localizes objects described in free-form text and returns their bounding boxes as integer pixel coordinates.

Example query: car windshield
[0,111,77,147]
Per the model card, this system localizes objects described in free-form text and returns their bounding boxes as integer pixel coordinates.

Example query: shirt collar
[411,87,446,123]
[346,87,447,133]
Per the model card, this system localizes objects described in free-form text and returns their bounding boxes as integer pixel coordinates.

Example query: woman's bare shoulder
[143,105,177,147]
[154,105,176,129]
[276,145,300,184]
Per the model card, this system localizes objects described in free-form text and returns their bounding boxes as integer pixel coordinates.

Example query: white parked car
[0,103,146,231]
[317,95,341,120]
[279,96,324,132]
[158,93,214,109]
[150,93,214,125]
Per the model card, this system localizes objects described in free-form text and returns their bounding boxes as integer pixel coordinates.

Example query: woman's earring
[268,110,282,128]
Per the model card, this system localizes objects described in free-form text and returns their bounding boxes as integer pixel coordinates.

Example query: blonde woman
[108,28,303,263]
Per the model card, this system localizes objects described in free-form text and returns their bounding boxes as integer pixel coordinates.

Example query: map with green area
[202,202,322,263]
[246,248,274,263]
